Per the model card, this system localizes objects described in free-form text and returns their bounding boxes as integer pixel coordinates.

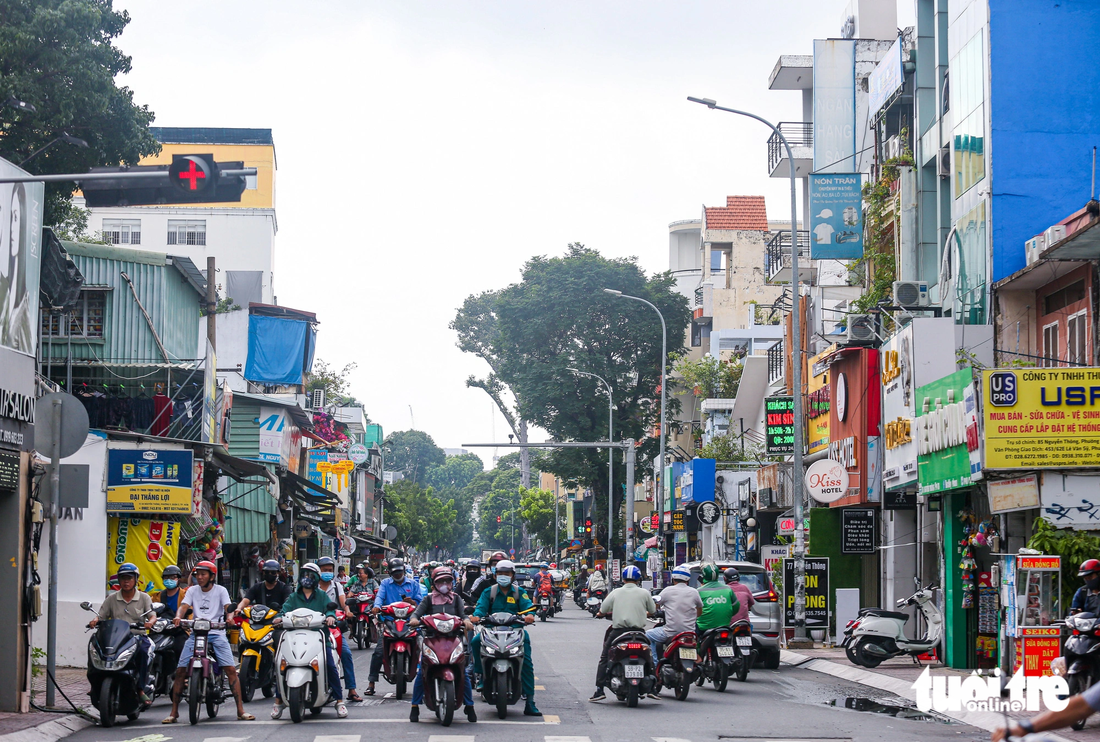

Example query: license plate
[679,648,697,660]
[716,646,735,657]
[736,636,752,647]
[540,599,549,605]
[624,665,644,678]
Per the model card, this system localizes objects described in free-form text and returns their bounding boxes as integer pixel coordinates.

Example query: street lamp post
[568,368,613,568]
[687,96,807,639]
[603,289,666,585]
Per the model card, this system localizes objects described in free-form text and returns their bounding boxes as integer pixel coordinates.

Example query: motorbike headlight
[422,644,439,663]
[89,644,106,670]
[508,645,523,656]
[153,619,168,632]
[449,644,464,663]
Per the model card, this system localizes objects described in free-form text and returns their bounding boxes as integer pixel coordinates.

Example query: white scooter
[274,608,344,722]
[841,585,942,668]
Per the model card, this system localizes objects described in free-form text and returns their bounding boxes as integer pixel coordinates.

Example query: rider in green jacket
[696,562,740,632]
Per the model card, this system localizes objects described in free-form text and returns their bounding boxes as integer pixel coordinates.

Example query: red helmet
[488,551,507,566]
[194,560,217,576]
[431,566,454,584]
[1080,559,1100,577]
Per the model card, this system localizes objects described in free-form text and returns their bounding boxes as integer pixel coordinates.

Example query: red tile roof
[704,195,769,231]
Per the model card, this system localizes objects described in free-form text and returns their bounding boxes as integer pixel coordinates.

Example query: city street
[62,603,988,742]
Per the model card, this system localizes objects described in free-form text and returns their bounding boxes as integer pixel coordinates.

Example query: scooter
[603,629,657,707]
[148,602,187,699]
[81,601,154,727]
[587,588,607,617]
[478,611,527,719]
[180,618,229,725]
[535,586,555,622]
[236,603,278,702]
[653,627,697,701]
[377,601,419,699]
[731,619,757,682]
[841,585,942,669]
[346,589,375,650]
[1061,612,1100,730]
[418,613,466,726]
[573,586,587,609]
[695,625,736,692]
[275,607,343,722]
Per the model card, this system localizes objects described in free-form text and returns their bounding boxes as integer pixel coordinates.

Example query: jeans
[368,639,384,683]
[132,635,153,691]
[339,636,356,689]
[645,626,671,662]
[276,632,343,702]
[469,629,535,701]
[177,631,235,668]
[411,660,474,706]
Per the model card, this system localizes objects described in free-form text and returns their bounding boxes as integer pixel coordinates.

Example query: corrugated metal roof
[167,255,207,298]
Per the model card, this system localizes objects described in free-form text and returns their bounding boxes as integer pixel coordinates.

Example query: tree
[673,355,744,400]
[425,453,483,492]
[517,486,566,551]
[383,480,457,557]
[306,359,366,409]
[384,430,446,485]
[0,0,160,224]
[466,460,522,552]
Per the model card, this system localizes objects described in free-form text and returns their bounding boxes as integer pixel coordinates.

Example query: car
[680,560,782,669]
[512,563,543,592]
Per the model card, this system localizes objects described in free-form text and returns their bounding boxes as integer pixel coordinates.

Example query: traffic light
[584,519,592,534]
[81,155,247,207]
[496,515,502,523]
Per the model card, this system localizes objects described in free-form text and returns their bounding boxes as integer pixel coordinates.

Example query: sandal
[161,716,178,724]
[348,692,363,702]
[364,686,376,696]
[237,713,256,721]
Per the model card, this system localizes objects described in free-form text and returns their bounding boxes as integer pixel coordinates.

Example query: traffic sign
[509,548,516,556]
[169,154,216,194]
[570,539,582,548]
[348,443,369,465]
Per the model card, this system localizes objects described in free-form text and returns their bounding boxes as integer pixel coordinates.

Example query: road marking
[652,739,693,742]
[203,738,252,742]
[313,736,361,742]
[546,737,593,742]
[166,716,562,727]
[534,685,546,690]
[427,736,476,742]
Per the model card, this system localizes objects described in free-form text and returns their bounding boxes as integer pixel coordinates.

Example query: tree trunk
[519,419,531,489]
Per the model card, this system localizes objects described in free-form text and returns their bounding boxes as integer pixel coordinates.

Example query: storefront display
[1002,554,1062,676]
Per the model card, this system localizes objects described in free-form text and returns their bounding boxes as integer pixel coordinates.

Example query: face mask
[320,572,335,582]
[163,579,178,590]
[392,573,404,583]
[496,575,512,588]
[300,576,317,589]
[1087,575,1100,591]
[264,574,278,584]
[489,566,496,575]
[437,583,452,594]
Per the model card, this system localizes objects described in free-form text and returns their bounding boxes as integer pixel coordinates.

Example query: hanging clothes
[151,393,172,436]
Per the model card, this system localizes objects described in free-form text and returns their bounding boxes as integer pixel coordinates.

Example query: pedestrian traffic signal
[169,154,215,194]
[81,156,247,207]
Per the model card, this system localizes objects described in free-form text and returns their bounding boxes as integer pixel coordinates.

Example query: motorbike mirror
[151,602,164,612]
[326,601,338,611]
[79,601,93,612]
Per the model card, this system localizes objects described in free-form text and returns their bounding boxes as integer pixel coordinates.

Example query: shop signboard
[106,517,181,592]
[806,348,831,454]
[765,396,795,455]
[841,508,876,554]
[1039,473,1100,530]
[784,557,829,627]
[106,448,195,514]
[983,367,1100,470]
[761,544,790,574]
[0,159,44,359]
[868,37,903,116]
[813,39,856,174]
[987,475,1040,514]
[881,324,918,491]
[348,443,369,465]
[915,369,982,495]
[307,448,327,486]
[826,348,880,506]
[670,510,685,532]
[1015,627,1062,677]
[202,341,217,444]
[776,516,796,535]
[809,173,863,260]
[804,459,847,504]
[258,406,301,470]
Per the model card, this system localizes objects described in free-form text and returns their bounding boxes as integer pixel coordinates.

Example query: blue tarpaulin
[244,315,316,384]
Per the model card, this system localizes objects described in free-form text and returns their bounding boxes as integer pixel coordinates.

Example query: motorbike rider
[164,561,255,723]
[574,565,590,602]
[588,566,607,594]
[91,562,157,706]
[646,565,703,664]
[697,563,739,632]
[468,551,508,605]
[316,556,362,702]
[407,566,477,724]
[589,566,657,702]
[461,559,483,599]
[470,559,542,716]
[237,560,292,615]
[348,563,378,594]
[724,568,755,624]
[155,565,186,616]
[270,563,346,719]
[993,679,1100,740]
[365,558,424,696]
[1071,559,1100,614]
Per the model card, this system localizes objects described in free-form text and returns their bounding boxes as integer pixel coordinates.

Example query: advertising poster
[867,38,903,116]
[1039,473,1100,530]
[783,557,829,627]
[813,39,856,173]
[202,341,217,444]
[881,324,918,490]
[983,367,1100,469]
[107,448,194,514]
[806,348,831,454]
[809,173,863,260]
[915,369,981,495]
[0,158,44,357]
[765,396,795,455]
[106,517,181,592]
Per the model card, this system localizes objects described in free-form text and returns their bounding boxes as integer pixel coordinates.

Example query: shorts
[178,631,235,669]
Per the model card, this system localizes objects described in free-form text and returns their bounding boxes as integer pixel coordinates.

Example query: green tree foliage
[673,355,743,400]
[425,453,483,492]
[306,359,366,409]
[518,486,566,550]
[1028,518,1100,609]
[383,479,457,557]
[0,0,160,224]
[384,429,446,485]
[696,433,765,464]
[466,457,523,551]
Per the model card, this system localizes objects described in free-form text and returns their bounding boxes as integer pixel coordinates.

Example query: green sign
[915,368,982,495]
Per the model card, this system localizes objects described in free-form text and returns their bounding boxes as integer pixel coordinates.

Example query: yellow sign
[983,368,1100,469]
[806,348,831,454]
[316,460,355,490]
[106,517,181,593]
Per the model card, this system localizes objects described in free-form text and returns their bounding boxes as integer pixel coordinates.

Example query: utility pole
[206,257,217,352]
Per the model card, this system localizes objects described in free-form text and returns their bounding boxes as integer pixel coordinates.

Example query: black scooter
[149,602,187,699]
[1064,612,1100,731]
[81,601,153,727]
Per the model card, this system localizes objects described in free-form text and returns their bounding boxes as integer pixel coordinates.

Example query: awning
[282,469,341,508]
[644,536,658,548]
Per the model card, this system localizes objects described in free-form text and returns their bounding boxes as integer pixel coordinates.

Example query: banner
[809,173,863,260]
[106,517,181,593]
[915,369,981,495]
[813,39,856,173]
[107,448,194,514]
[783,557,829,627]
[0,158,44,357]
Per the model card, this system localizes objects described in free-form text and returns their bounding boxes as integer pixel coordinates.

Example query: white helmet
[496,559,516,573]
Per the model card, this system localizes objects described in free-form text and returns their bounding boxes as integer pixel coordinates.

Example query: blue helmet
[621,565,641,582]
[671,565,692,582]
[117,562,139,578]
[540,562,550,570]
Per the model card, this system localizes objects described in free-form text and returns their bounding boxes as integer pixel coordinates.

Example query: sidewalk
[0,669,94,742]
[782,646,1095,742]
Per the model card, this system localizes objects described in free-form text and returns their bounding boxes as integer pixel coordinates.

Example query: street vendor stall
[1002,554,1062,676]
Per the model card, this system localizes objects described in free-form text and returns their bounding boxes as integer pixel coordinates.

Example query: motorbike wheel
[626,682,639,708]
[126,712,140,721]
[240,663,256,703]
[854,639,884,669]
[716,663,731,691]
[206,674,222,719]
[675,673,691,701]
[439,680,455,727]
[98,676,117,728]
[694,670,704,687]
[844,642,861,665]
[357,627,366,651]
[1069,675,1091,731]
[540,612,547,622]
[393,654,406,700]
[188,669,202,725]
[495,672,509,720]
[309,706,322,716]
[287,685,304,723]
[262,680,276,699]
[734,660,748,684]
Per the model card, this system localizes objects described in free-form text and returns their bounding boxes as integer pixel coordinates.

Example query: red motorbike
[418,613,466,726]
[346,590,375,649]
[655,629,698,701]
[535,584,555,622]
[377,601,419,698]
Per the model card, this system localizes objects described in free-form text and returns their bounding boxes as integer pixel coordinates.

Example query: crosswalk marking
[534,684,546,690]
[313,736,361,742]
[427,736,476,742]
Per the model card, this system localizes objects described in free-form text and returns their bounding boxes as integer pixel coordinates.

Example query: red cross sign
[168,155,215,195]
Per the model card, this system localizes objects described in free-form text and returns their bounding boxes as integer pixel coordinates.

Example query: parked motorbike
[535,586,555,622]
[81,601,154,727]
[1062,612,1100,730]
[695,626,736,692]
[346,590,375,650]
[236,603,278,702]
[587,588,607,617]
[180,618,228,725]
[603,629,657,707]
[275,607,343,722]
[377,601,419,699]
[652,614,697,701]
[841,585,942,669]
[148,602,186,699]
[478,611,527,719]
[418,613,467,726]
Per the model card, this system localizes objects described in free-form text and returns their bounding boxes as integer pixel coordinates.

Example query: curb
[781,650,1074,742]
[0,714,93,742]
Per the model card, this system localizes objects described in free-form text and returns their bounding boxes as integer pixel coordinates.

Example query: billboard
[813,39,856,173]
[106,517,181,592]
[106,448,195,514]
[783,557,829,628]
[809,173,863,260]
[915,369,982,495]
[806,348,831,454]
[0,158,43,357]
[881,324,917,490]
[765,396,795,455]
[983,367,1100,469]
[868,38,904,116]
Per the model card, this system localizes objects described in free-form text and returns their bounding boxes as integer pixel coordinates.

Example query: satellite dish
[384,525,397,541]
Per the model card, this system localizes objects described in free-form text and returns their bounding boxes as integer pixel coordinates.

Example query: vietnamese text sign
[784,557,829,627]
[809,173,863,260]
[868,38,903,116]
[670,510,685,532]
[107,449,194,514]
[841,508,876,554]
[765,396,795,455]
[882,324,918,490]
[106,517,181,592]
[916,369,981,495]
[987,475,1040,514]
[813,39,856,173]
[983,368,1100,469]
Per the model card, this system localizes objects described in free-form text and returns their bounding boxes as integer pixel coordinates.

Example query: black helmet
[723,568,740,583]
[262,559,280,581]
[162,565,182,578]
[317,556,336,569]
[389,558,406,575]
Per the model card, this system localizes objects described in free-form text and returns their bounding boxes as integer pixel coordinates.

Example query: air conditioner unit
[938,147,951,179]
[846,314,877,345]
[1044,224,1067,249]
[309,388,326,410]
[1025,235,1046,266]
[883,136,902,161]
[892,281,930,308]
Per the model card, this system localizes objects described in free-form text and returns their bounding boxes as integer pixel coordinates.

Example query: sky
[114,1,914,467]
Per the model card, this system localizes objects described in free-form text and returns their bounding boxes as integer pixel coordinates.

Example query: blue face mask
[320,572,335,582]
[496,575,512,588]
[163,579,178,590]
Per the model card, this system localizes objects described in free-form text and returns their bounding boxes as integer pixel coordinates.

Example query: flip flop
[364,688,375,696]
[348,692,364,702]
[161,716,177,724]
[237,713,256,721]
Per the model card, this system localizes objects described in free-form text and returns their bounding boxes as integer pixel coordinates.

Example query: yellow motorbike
[236,604,278,702]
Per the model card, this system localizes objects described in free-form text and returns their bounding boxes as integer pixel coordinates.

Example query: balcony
[693,284,713,323]
[765,230,814,284]
[767,123,814,179]
[767,340,785,385]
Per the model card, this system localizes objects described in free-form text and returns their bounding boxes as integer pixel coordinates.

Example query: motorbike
[603,629,657,707]
[587,587,607,617]
[236,603,278,702]
[148,602,187,699]
[418,613,467,726]
[275,607,344,722]
[652,614,697,701]
[535,586,555,622]
[180,618,228,725]
[573,586,587,609]
[377,601,420,699]
[841,585,942,669]
[80,601,154,727]
[1061,612,1100,731]
[478,611,527,719]
[731,619,756,682]
[346,590,375,650]
[695,625,736,692]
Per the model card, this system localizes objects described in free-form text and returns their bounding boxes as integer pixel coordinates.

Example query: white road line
[427,736,476,742]
[652,738,693,742]
[203,737,253,742]
[312,736,361,742]
[546,737,593,742]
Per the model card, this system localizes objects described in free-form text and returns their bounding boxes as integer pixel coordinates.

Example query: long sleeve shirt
[277,588,336,617]
[373,576,424,609]
[474,583,535,618]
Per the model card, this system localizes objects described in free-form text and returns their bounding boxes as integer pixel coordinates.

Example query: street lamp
[19,132,88,167]
[687,95,807,639]
[603,288,666,585]
[568,367,613,569]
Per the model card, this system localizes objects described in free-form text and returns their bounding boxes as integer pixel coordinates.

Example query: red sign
[146,542,163,562]
[650,513,659,529]
[1018,556,1060,571]
[149,521,164,541]
[1015,627,1062,676]
[777,517,796,534]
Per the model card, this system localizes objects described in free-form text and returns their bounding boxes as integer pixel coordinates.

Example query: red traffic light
[169,154,216,194]
[496,515,502,523]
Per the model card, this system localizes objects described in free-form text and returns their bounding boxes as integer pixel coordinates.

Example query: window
[167,220,206,246]
[950,34,985,196]
[101,219,141,245]
[40,290,107,338]
[1043,280,1086,315]
[1043,322,1059,368]
[1068,311,1088,366]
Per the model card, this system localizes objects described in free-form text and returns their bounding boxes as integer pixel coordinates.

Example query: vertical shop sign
[765,396,795,455]
[784,557,829,627]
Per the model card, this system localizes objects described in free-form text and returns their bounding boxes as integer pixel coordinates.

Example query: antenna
[408,405,415,430]
[1092,146,1097,201]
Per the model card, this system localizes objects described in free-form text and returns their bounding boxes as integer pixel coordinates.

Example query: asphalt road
[65,601,991,742]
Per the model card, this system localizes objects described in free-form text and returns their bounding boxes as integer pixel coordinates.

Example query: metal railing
[767,122,813,173]
[694,286,704,307]
[764,230,811,282]
[767,340,785,384]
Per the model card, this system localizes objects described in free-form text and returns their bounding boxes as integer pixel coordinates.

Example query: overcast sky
[115,1,913,466]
